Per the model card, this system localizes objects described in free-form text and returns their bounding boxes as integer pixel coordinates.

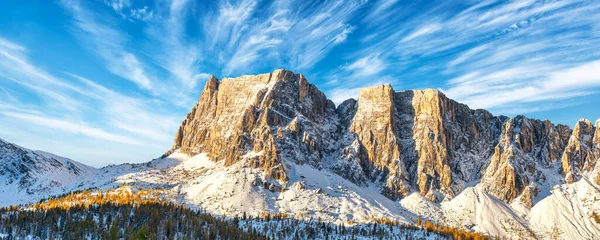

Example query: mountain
[0,138,97,206]
[1,69,599,239]
[158,69,599,238]
[166,69,600,204]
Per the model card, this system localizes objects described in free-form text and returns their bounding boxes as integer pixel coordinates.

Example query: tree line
[0,185,499,239]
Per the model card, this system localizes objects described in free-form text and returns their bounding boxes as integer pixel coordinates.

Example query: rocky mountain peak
[595,119,600,141]
[166,70,599,205]
[572,119,595,139]
[350,84,399,168]
[562,118,597,183]
[166,69,336,182]
[592,119,600,185]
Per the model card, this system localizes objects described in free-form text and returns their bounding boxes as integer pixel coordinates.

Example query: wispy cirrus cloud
[343,54,387,78]
[2,0,600,166]
[63,0,210,108]
[66,73,179,142]
[435,1,600,113]
[2,111,146,146]
[326,0,600,114]
[129,6,155,21]
[443,60,600,110]
[199,0,364,75]
[103,0,156,22]
[0,36,179,165]
[0,37,86,111]
[145,0,206,90]
[62,0,154,91]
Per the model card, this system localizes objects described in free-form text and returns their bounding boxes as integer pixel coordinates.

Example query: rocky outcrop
[335,87,505,201]
[590,120,600,185]
[167,70,337,181]
[347,85,410,199]
[395,90,505,201]
[561,119,596,183]
[350,84,400,170]
[336,99,358,129]
[480,116,572,202]
[167,69,598,204]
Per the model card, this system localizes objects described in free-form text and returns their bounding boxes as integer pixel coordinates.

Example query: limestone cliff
[479,116,571,205]
[592,120,600,185]
[395,89,504,201]
[166,69,336,181]
[166,70,599,205]
[347,85,409,199]
[561,119,596,183]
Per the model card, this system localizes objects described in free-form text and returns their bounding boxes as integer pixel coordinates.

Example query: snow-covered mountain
[0,138,97,206]
[1,69,599,239]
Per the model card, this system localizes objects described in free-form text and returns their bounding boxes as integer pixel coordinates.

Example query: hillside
[0,138,97,206]
[0,186,456,239]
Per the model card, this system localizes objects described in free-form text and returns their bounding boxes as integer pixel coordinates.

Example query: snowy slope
[529,178,600,239]
[400,180,600,239]
[442,187,533,238]
[82,151,600,239]
[2,138,599,239]
[0,139,97,206]
[401,187,533,239]
[106,151,414,225]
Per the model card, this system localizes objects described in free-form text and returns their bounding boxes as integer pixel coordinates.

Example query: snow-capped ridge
[0,139,98,206]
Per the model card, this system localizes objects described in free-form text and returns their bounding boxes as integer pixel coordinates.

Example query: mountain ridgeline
[165,69,600,205]
[0,138,97,206]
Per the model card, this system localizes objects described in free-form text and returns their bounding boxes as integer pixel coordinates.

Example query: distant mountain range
[1,69,599,239]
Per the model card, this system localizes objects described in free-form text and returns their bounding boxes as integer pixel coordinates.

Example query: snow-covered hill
[76,150,600,239]
[0,138,97,206]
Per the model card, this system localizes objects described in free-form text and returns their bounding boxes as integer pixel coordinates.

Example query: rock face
[590,120,600,185]
[562,119,596,183]
[395,90,504,201]
[344,87,505,201]
[167,70,337,181]
[168,69,600,205]
[479,117,571,204]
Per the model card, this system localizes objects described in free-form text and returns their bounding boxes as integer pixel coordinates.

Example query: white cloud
[130,6,155,21]
[0,38,26,51]
[401,23,441,43]
[0,36,180,161]
[103,0,131,15]
[2,111,145,146]
[443,60,600,110]
[447,44,489,69]
[332,25,354,44]
[62,0,154,91]
[103,0,155,22]
[199,0,364,75]
[328,87,362,105]
[343,54,386,77]
[142,0,207,92]
[0,37,89,111]
[65,73,180,142]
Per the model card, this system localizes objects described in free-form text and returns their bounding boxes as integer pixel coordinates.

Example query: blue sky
[1,0,599,167]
